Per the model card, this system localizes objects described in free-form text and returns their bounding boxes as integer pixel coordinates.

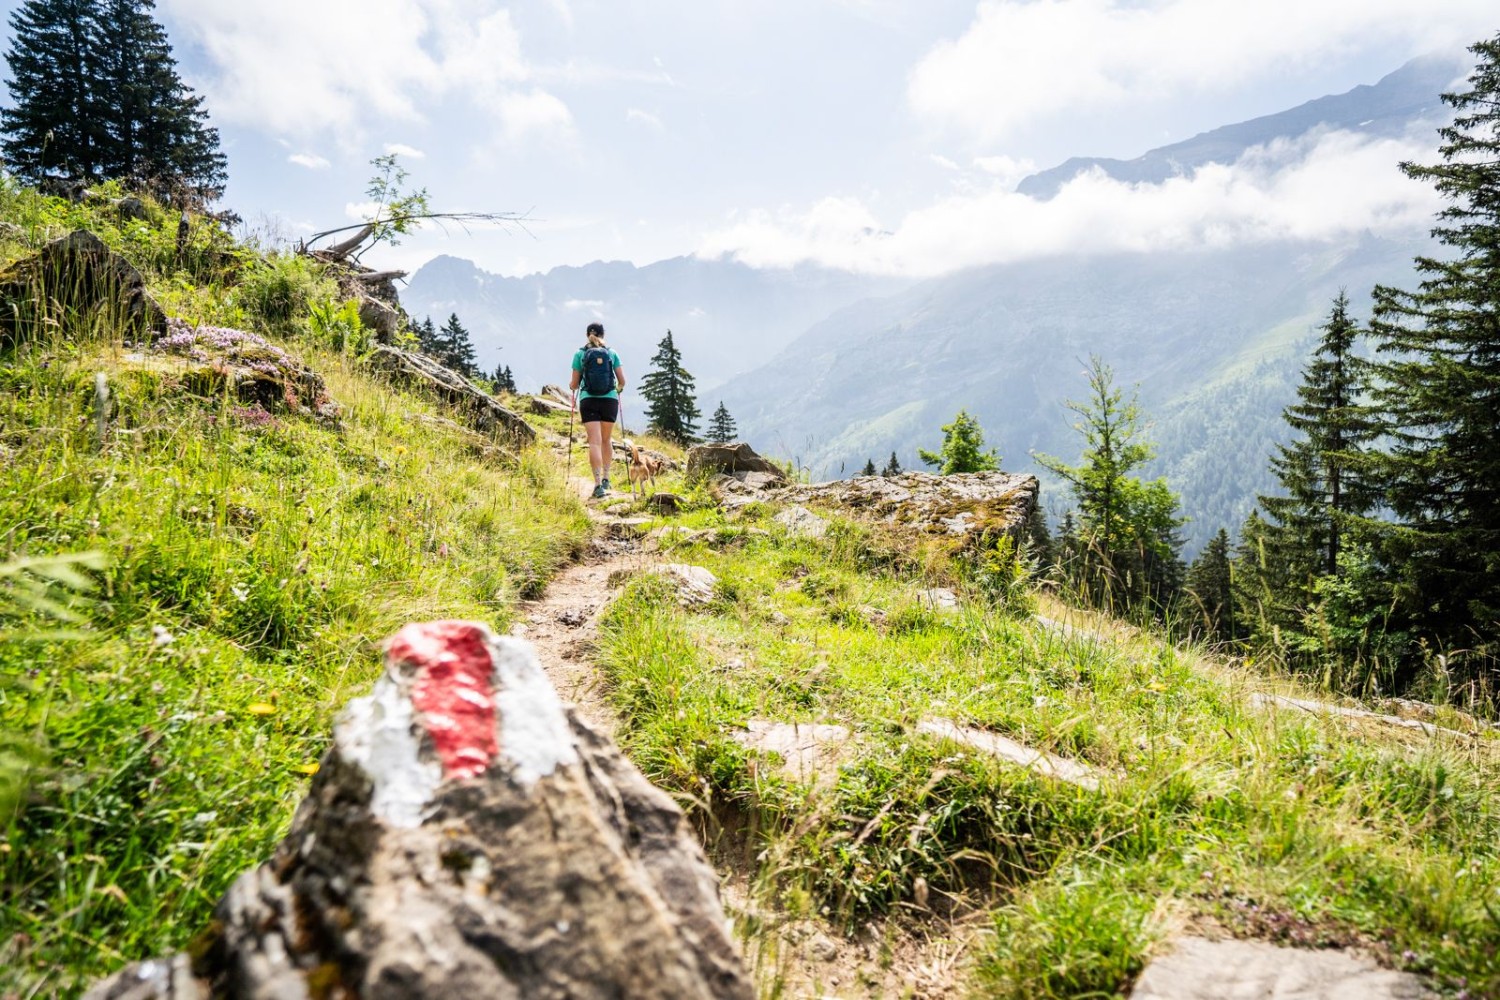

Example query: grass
[0,190,590,997]
[595,508,1500,997]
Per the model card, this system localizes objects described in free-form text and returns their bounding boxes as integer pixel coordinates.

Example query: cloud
[160,0,572,142]
[288,152,331,170]
[384,143,427,160]
[698,127,1443,277]
[908,0,1495,141]
[626,108,665,131]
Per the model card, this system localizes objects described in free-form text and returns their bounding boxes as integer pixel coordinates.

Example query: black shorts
[579,396,619,424]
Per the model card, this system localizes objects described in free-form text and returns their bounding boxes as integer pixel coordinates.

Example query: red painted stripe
[389,621,499,780]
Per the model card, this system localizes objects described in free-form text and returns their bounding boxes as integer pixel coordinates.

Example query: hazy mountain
[1016,54,1461,199]
[401,254,904,394]
[718,233,1427,550]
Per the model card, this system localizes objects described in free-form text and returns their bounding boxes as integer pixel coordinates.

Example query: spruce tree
[1,0,104,183]
[414,316,438,356]
[2,0,224,199]
[1184,528,1236,642]
[706,401,737,444]
[882,451,902,477]
[93,0,225,200]
[435,313,478,377]
[1036,357,1185,614]
[860,458,877,477]
[639,330,701,445]
[1259,293,1378,578]
[919,409,999,474]
[1364,33,1500,669]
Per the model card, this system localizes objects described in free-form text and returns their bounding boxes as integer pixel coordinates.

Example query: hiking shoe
[601,478,611,491]
[591,483,607,499]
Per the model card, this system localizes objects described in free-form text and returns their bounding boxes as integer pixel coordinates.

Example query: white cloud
[161,0,571,142]
[345,201,382,222]
[384,143,427,160]
[480,89,572,141]
[698,127,1442,277]
[929,154,960,171]
[287,152,330,170]
[908,0,1494,141]
[626,108,665,131]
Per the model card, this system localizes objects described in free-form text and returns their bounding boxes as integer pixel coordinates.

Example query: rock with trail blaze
[83,621,752,1000]
[686,442,787,482]
[771,470,1038,549]
[0,229,167,345]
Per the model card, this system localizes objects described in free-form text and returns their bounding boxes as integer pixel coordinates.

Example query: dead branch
[298,211,531,261]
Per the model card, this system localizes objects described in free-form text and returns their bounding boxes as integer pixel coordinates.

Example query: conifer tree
[2,0,224,199]
[1184,528,1236,642]
[1363,33,1500,668]
[1259,293,1378,578]
[1036,357,1185,614]
[861,458,877,477]
[919,410,1000,474]
[706,401,737,444]
[489,363,516,394]
[92,0,225,200]
[1,0,104,182]
[413,316,438,356]
[639,330,700,445]
[435,313,478,377]
[882,451,902,477]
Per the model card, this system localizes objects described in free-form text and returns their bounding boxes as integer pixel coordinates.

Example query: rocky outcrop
[84,622,752,1000]
[0,229,167,345]
[686,442,787,482]
[149,318,339,418]
[367,345,535,445]
[770,471,1038,549]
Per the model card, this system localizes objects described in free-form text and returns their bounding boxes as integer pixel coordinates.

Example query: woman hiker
[570,322,626,498]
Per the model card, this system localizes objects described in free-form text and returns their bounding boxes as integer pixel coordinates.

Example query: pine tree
[860,458,877,477]
[919,410,1000,474]
[1363,33,1500,670]
[882,451,902,477]
[414,316,438,356]
[1,0,105,183]
[489,362,516,395]
[1,0,224,200]
[435,313,478,377]
[92,0,225,201]
[1259,293,1378,578]
[1035,357,1185,614]
[706,401,737,444]
[639,330,701,445]
[1184,528,1236,642]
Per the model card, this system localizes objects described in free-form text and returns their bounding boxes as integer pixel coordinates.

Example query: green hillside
[2,187,1497,999]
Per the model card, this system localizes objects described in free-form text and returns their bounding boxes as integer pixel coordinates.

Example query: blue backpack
[581,346,615,395]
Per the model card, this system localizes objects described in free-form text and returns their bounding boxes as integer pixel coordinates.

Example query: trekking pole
[615,391,626,489]
[566,390,577,492]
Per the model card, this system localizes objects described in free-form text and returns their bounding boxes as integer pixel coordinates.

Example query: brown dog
[624,439,664,496]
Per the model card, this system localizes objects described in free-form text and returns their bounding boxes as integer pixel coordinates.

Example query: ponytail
[585,322,605,348]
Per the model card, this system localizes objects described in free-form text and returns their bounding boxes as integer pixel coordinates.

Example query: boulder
[650,564,719,607]
[770,471,1039,550]
[529,394,572,416]
[0,229,167,346]
[773,505,829,539]
[686,442,787,482]
[83,622,752,1000]
[367,345,535,445]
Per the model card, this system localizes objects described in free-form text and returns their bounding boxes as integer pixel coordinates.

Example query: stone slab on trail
[1130,936,1433,999]
[84,622,752,1000]
[1250,692,1474,739]
[769,471,1039,549]
[916,717,1099,790]
[367,344,535,445]
[731,720,855,784]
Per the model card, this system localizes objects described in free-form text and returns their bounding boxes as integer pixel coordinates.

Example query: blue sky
[4,1,1496,278]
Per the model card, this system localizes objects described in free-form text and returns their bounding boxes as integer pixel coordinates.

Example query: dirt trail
[515,476,983,998]
[510,477,658,738]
